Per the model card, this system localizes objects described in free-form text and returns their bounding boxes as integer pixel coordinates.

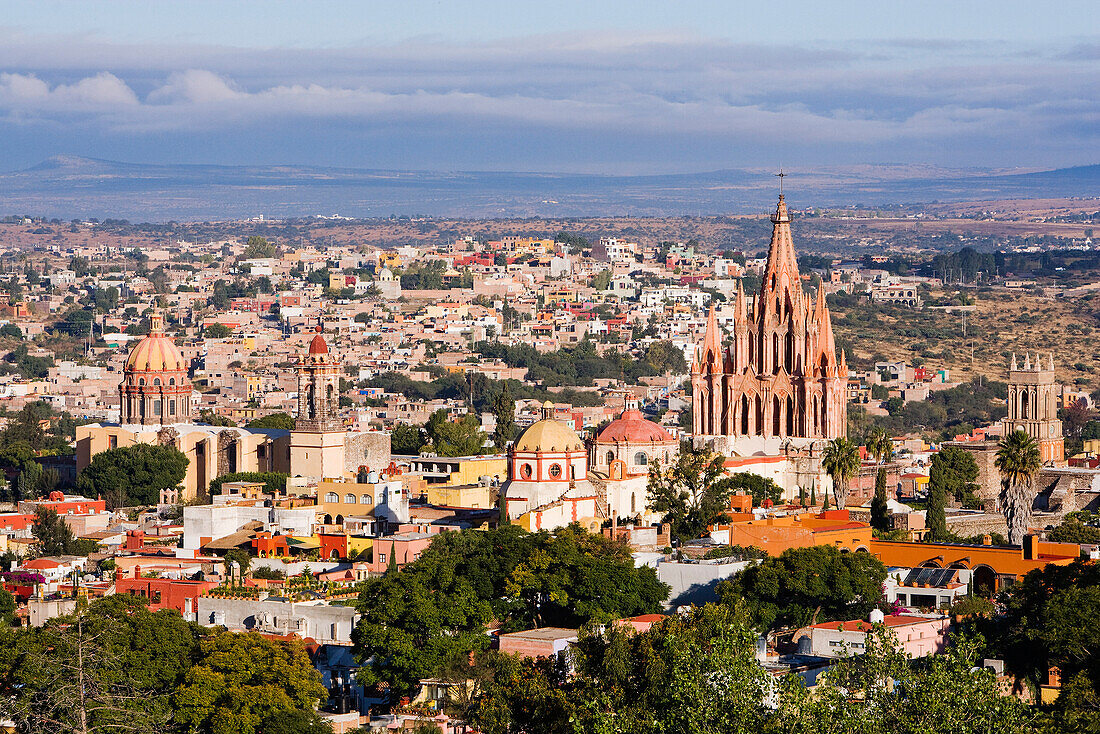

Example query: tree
[197,408,236,427]
[208,472,287,497]
[353,524,667,699]
[865,427,894,463]
[173,631,327,734]
[1049,517,1100,544]
[929,446,981,508]
[995,429,1042,545]
[491,387,517,450]
[822,437,861,510]
[77,444,188,508]
[245,413,295,431]
[590,269,611,291]
[647,442,736,542]
[925,472,948,541]
[242,235,277,259]
[718,544,886,631]
[390,423,426,455]
[425,409,487,457]
[870,467,890,532]
[32,507,75,556]
[0,323,22,339]
[204,323,233,339]
[1,595,198,733]
[724,472,783,507]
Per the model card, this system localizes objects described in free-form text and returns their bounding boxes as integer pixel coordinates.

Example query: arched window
[786,395,795,435]
[361,494,371,504]
[548,463,562,479]
[606,450,614,465]
[772,333,779,370]
[634,452,648,466]
[169,400,176,416]
[153,399,162,416]
[153,377,161,386]
[741,394,750,434]
[631,493,636,513]
[335,514,344,525]
[520,463,533,479]
[139,378,146,386]
[1020,390,1029,419]
[785,331,794,372]
[323,514,333,524]
[325,492,338,503]
[345,494,356,504]
[772,395,782,435]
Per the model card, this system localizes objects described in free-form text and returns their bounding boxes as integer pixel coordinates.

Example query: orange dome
[308,333,329,355]
[124,316,187,372]
[597,409,674,443]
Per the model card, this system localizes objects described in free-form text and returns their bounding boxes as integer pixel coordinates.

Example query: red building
[115,568,218,618]
[21,491,107,516]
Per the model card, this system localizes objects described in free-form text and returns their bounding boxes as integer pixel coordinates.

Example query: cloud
[0,30,1095,171]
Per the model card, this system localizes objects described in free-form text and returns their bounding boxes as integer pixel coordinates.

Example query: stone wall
[196,596,358,644]
[945,511,1008,537]
[344,431,391,474]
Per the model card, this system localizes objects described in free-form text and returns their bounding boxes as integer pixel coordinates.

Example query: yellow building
[400,454,507,486]
[423,483,493,509]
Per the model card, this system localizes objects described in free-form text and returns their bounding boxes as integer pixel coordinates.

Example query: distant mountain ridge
[1,156,1097,221]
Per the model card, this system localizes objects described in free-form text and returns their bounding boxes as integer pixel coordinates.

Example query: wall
[196,596,358,644]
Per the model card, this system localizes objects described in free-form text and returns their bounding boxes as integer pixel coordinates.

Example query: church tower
[1005,352,1064,463]
[290,327,346,480]
[690,194,847,451]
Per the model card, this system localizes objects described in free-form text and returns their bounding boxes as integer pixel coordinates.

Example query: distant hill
[1,156,1097,221]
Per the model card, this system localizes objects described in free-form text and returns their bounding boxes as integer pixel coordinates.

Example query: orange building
[870,534,1079,591]
[710,509,873,556]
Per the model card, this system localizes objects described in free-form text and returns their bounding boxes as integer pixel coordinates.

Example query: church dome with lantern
[119,313,193,425]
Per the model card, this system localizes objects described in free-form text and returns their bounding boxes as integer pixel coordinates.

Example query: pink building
[365,531,435,574]
[498,627,578,659]
[804,613,950,658]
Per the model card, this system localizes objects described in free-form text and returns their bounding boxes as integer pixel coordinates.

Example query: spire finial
[776,167,785,198]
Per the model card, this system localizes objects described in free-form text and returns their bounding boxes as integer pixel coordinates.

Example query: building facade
[1004,352,1065,464]
[691,195,847,456]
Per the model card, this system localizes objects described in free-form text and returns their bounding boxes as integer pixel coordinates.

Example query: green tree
[390,423,426,455]
[197,408,236,427]
[865,426,894,463]
[242,235,277,259]
[926,471,949,541]
[591,269,611,290]
[822,437,861,510]
[353,524,666,699]
[995,429,1042,545]
[1049,517,1100,544]
[204,323,233,339]
[425,409,487,457]
[724,472,783,508]
[0,587,14,625]
[208,471,288,496]
[77,443,188,508]
[245,413,295,431]
[870,467,890,532]
[491,387,517,450]
[32,507,75,556]
[929,446,981,507]
[718,544,887,631]
[173,631,327,734]
[647,442,736,542]
[643,340,688,374]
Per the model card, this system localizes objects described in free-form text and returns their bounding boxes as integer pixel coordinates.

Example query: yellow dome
[514,419,584,453]
[125,316,187,372]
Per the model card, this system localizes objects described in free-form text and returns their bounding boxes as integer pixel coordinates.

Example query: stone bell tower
[1004,352,1064,464]
[290,326,345,480]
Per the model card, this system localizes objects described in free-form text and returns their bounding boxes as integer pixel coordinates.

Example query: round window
[549,464,562,479]
[520,463,533,479]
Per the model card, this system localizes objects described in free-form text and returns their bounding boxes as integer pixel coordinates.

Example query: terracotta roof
[597,409,675,444]
[810,614,942,631]
[308,333,329,355]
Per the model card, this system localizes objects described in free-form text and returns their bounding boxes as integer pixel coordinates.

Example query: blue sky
[0,1,1097,173]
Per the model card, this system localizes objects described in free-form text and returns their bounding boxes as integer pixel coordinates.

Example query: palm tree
[822,437,861,510]
[866,427,894,464]
[995,429,1042,546]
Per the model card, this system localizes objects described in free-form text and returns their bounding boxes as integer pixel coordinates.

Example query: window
[606,450,614,465]
[108,435,118,449]
[153,377,161,386]
[548,463,562,479]
[634,452,647,466]
[345,494,356,504]
[379,554,386,564]
[361,494,371,504]
[169,377,175,385]
[325,492,338,503]
[520,463,533,479]
[169,400,176,416]
[139,378,145,386]
[153,399,162,416]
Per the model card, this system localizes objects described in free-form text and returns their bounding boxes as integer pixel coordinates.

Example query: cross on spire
[776,168,786,197]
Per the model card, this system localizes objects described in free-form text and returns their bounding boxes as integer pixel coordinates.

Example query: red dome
[597,409,675,443]
[308,333,329,355]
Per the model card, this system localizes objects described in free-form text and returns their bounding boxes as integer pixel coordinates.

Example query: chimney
[982,534,992,546]
[1023,533,1040,560]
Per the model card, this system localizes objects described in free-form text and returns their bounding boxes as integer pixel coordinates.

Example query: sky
[0,0,1097,174]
